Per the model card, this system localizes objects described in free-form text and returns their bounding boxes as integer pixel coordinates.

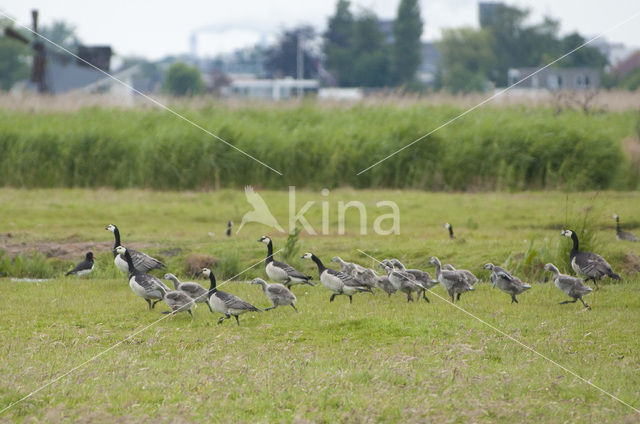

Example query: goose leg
[291,304,298,313]
[422,290,430,303]
[406,292,413,302]
[145,299,152,310]
[456,293,462,301]
[592,278,599,290]
[511,295,518,304]
[188,309,194,318]
[264,306,276,311]
[151,300,161,309]
[579,297,591,309]
[206,302,214,313]
[234,315,240,326]
[348,295,353,304]
[559,299,578,305]
[330,293,337,302]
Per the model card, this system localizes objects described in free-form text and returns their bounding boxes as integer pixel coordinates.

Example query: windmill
[4,9,48,93]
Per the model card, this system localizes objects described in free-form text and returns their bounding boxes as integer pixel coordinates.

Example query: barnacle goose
[561,229,621,289]
[259,236,313,288]
[544,263,593,309]
[302,253,372,303]
[483,263,531,303]
[115,246,170,310]
[613,214,638,242]
[201,268,260,325]
[164,273,213,312]
[429,256,474,302]
[106,224,166,273]
[248,278,298,312]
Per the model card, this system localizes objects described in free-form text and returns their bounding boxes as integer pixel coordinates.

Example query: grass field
[1,188,640,423]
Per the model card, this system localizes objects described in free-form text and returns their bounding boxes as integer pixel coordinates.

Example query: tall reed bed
[0,105,636,190]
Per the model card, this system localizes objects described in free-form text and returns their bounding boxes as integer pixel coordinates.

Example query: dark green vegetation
[0,189,639,422]
[1,105,638,191]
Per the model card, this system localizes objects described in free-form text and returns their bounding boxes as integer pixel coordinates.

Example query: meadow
[1,188,639,423]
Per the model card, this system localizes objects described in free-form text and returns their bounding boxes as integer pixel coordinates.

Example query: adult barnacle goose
[430,256,474,302]
[65,252,94,276]
[201,268,260,325]
[115,246,170,310]
[483,263,531,303]
[258,236,313,288]
[445,223,455,239]
[105,224,166,273]
[248,278,298,312]
[164,273,213,312]
[226,221,233,237]
[561,229,621,289]
[302,253,372,303]
[613,214,638,242]
[544,263,593,309]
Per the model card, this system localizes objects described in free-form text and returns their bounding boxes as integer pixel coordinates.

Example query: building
[226,77,319,100]
[418,42,440,84]
[507,67,601,90]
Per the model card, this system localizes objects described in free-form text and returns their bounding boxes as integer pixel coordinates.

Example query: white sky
[1,1,638,60]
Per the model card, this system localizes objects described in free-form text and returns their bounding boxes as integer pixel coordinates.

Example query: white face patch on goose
[301,253,313,259]
[106,224,116,232]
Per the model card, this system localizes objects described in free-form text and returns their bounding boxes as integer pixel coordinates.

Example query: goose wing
[620,230,639,242]
[273,260,310,280]
[136,273,167,298]
[575,252,614,277]
[129,248,166,272]
[326,269,363,287]
[217,291,261,311]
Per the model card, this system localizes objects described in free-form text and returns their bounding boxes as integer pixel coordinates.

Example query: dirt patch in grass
[622,253,640,275]
[0,239,154,260]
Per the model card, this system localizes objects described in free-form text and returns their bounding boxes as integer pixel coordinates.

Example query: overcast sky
[1,1,638,60]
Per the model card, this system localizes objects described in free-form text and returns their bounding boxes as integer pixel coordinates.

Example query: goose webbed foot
[579,298,591,310]
[330,293,337,302]
[264,306,276,311]
[217,315,228,324]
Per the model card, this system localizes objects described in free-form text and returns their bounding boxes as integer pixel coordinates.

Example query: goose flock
[59,216,636,322]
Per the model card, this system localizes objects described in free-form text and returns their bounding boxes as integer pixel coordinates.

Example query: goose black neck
[615,217,621,233]
[448,226,454,238]
[311,254,326,274]
[123,249,136,276]
[207,272,217,298]
[265,240,274,264]
[112,226,121,257]
[432,259,442,278]
[569,232,579,257]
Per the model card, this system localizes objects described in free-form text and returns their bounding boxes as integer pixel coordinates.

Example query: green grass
[1,188,640,423]
[0,105,638,191]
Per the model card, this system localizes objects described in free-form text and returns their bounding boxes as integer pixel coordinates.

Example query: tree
[163,62,205,96]
[323,0,355,86]
[264,26,317,79]
[392,0,423,85]
[436,27,495,93]
[0,19,30,91]
[349,10,390,87]
[39,20,80,52]
[558,32,608,69]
